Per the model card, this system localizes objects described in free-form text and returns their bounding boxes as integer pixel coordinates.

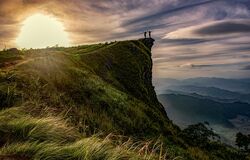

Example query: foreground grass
[0,108,169,160]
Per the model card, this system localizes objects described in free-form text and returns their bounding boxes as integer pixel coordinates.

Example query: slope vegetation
[0,39,245,160]
[0,39,183,159]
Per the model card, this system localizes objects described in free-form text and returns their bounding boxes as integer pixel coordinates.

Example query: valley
[154,77,250,145]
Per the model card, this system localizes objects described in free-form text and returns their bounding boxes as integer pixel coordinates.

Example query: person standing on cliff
[148,30,152,38]
[144,31,147,38]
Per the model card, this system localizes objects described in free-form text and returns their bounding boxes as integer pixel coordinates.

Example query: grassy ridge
[0,39,184,159]
[0,39,244,159]
[0,40,177,137]
[0,108,166,160]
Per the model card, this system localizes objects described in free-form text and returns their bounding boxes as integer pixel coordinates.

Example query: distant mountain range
[165,85,250,104]
[158,94,250,145]
[158,94,250,126]
[154,77,250,94]
[154,77,250,145]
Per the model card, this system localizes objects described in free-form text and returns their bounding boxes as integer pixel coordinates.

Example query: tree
[181,122,219,148]
[236,132,250,151]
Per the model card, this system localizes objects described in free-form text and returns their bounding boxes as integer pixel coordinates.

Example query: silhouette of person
[144,31,147,38]
[148,31,152,38]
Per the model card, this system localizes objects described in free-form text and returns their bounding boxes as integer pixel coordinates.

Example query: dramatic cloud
[123,0,217,26]
[179,63,214,69]
[0,0,249,78]
[164,20,250,40]
[195,21,250,35]
[242,65,250,70]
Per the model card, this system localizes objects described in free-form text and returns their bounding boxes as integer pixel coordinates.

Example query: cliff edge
[0,39,178,140]
[0,39,243,160]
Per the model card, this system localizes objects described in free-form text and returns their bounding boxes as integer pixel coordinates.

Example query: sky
[0,0,250,79]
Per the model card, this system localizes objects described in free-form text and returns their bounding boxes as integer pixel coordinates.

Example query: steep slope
[0,39,183,159]
[0,39,245,160]
[0,38,175,136]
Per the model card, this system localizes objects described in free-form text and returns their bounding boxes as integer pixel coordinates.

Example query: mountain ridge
[158,93,250,145]
[0,39,245,159]
[164,85,250,103]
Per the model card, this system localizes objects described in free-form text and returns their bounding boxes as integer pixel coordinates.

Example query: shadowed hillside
[0,39,246,160]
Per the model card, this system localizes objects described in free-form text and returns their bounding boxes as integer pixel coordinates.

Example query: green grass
[0,39,245,159]
[0,108,169,160]
[0,41,177,138]
[0,40,183,159]
[0,49,23,65]
[0,108,79,144]
[0,138,161,160]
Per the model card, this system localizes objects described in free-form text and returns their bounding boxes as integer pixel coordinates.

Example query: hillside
[158,93,250,144]
[0,39,245,160]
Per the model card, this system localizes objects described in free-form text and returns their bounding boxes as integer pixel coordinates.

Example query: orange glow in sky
[16,14,70,49]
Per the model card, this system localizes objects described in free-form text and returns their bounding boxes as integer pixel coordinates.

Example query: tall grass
[0,137,164,160]
[0,136,171,160]
[0,108,79,144]
[0,108,170,160]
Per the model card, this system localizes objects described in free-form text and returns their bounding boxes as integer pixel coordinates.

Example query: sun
[16,14,70,49]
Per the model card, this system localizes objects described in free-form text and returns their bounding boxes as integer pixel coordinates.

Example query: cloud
[179,63,214,69]
[153,51,233,63]
[0,0,250,78]
[195,20,250,35]
[0,0,130,46]
[241,65,250,70]
[1,0,250,46]
[164,20,250,40]
[160,38,210,45]
[123,0,217,26]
